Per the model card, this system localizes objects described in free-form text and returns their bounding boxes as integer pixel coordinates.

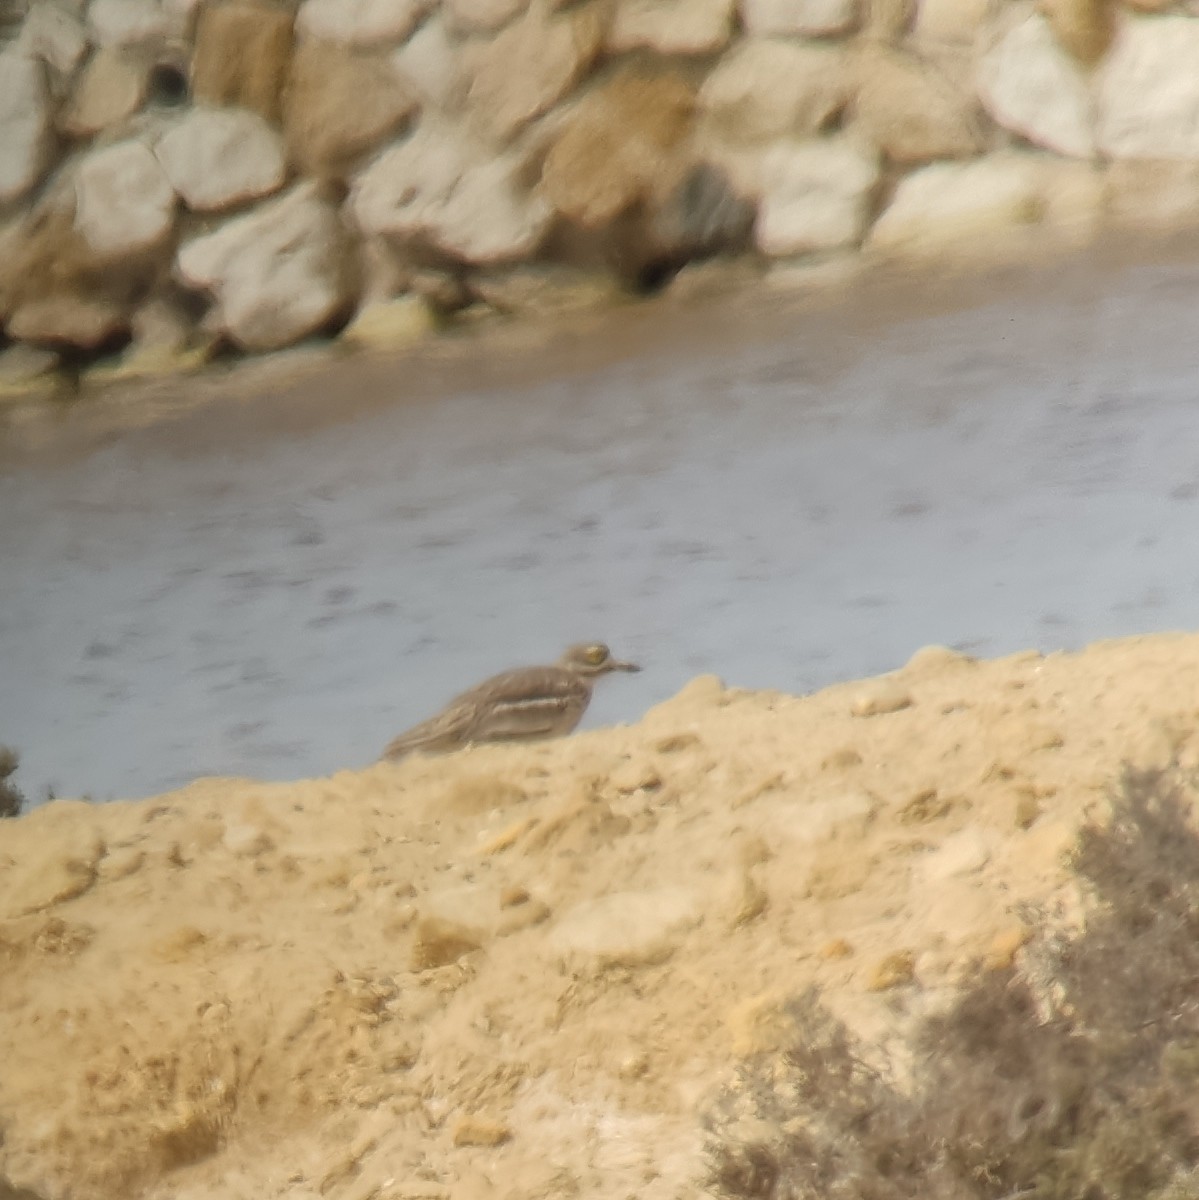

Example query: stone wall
[1,0,1198,393]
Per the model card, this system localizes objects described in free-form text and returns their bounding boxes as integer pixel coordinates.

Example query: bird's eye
[585,645,608,665]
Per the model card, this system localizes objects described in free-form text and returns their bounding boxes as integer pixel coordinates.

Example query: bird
[381,642,640,760]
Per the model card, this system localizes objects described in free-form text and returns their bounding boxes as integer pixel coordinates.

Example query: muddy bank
[1,631,1198,1197]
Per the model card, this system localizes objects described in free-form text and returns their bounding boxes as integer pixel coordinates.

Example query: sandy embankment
[2,633,1198,1199]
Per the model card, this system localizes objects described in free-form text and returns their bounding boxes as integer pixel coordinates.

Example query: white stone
[18,3,89,78]
[977,12,1094,158]
[869,153,1042,256]
[88,0,181,46]
[0,50,51,205]
[740,0,858,36]
[608,0,734,55]
[699,39,847,143]
[297,0,432,45]
[74,139,176,259]
[391,15,464,109]
[1097,16,1199,159]
[351,121,553,265]
[177,184,354,351]
[155,107,285,212]
[755,137,879,257]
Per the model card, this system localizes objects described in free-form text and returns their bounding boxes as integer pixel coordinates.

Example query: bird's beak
[611,659,641,673]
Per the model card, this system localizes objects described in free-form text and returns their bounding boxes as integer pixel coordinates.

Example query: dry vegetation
[706,764,1199,1200]
[0,748,23,819]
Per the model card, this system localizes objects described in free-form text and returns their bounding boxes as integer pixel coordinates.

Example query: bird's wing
[380,700,478,760]
[468,668,590,742]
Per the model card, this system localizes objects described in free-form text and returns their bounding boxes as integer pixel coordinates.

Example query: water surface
[3,249,1199,800]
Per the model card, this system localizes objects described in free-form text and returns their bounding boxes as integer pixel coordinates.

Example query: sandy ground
[3,632,1199,1199]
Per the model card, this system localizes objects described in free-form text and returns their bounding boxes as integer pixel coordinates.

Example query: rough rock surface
[755,137,879,256]
[392,14,464,109]
[59,45,149,136]
[74,139,176,259]
[297,0,432,45]
[284,40,417,179]
[977,10,1095,158]
[352,119,553,264]
[853,44,983,163]
[1096,16,1199,160]
[176,184,354,351]
[540,68,696,228]
[0,49,51,205]
[155,107,286,212]
[607,0,735,56]
[190,0,294,123]
[0,634,1195,1199]
[18,2,89,82]
[869,152,1042,255]
[699,39,848,144]
[466,0,606,141]
[445,0,527,33]
[87,0,184,47]
[740,0,858,36]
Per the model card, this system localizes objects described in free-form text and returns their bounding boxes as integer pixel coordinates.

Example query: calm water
[3,250,1199,801]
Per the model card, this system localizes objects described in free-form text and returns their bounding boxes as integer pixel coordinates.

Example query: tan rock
[865,0,913,39]
[177,183,355,351]
[607,0,735,55]
[470,264,621,315]
[541,67,696,227]
[467,0,606,141]
[699,40,848,144]
[1106,160,1199,227]
[740,0,858,35]
[411,915,483,970]
[866,948,915,990]
[852,44,982,164]
[1038,0,1111,64]
[155,106,286,212]
[59,45,149,136]
[0,49,52,205]
[446,0,527,33]
[297,0,432,45]
[191,0,294,123]
[284,40,417,178]
[340,295,437,350]
[452,1116,511,1147]
[74,139,176,259]
[913,0,993,40]
[984,924,1031,970]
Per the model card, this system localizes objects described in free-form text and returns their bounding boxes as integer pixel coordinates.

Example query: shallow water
[4,248,1199,801]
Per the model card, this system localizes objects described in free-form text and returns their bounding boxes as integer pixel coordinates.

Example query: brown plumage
[381,642,640,760]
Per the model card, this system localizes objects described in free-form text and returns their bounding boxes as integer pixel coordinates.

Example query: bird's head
[559,642,640,677]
